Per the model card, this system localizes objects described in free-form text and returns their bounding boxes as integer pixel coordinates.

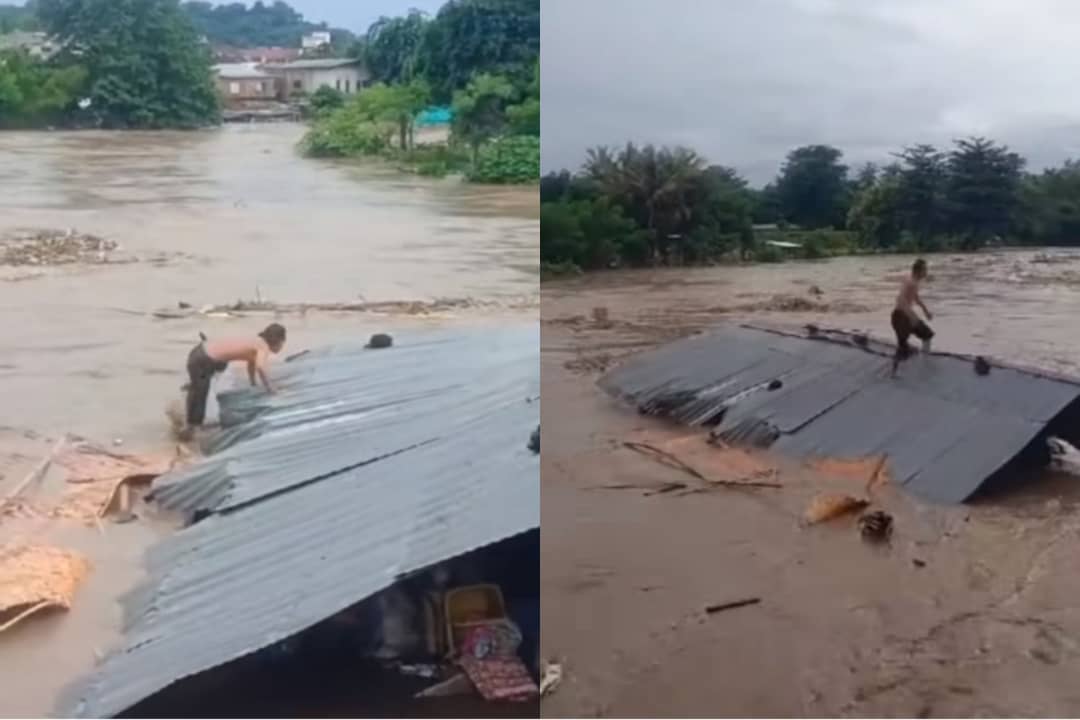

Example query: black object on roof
[599,323,1080,504]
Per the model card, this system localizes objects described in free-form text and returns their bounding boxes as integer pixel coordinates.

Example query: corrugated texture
[56,327,539,719]
[153,327,538,516]
[599,324,1080,504]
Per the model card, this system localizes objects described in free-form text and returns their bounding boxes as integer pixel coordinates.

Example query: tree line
[1,0,219,129]
[541,137,1080,272]
[183,1,354,50]
[303,0,539,185]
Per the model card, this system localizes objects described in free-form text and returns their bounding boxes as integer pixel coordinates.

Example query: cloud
[541,0,1080,184]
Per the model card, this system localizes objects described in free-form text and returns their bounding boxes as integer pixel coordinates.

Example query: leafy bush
[301,118,392,157]
[540,198,646,270]
[468,135,539,184]
[309,86,346,116]
[802,232,828,259]
[399,145,470,177]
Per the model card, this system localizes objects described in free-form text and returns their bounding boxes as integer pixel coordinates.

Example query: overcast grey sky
[541,0,1080,185]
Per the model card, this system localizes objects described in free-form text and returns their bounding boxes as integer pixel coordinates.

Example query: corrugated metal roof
[599,323,1080,504]
[56,326,539,718]
[265,58,363,71]
[212,62,272,79]
[152,328,538,516]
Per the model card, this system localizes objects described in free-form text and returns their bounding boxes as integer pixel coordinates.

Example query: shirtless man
[891,258,933,377]
[184,323,286,434]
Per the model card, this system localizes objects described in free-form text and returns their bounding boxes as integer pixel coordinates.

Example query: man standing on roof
[891,258,933,377]
[182,323,287,439]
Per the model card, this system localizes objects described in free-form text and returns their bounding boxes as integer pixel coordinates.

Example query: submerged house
[264,58,370,99]
[58,326,540,717]
[211,63,279,107]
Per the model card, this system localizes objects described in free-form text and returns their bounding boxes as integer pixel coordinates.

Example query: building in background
[264,58,369,99]
[212,63,279,107]
[301,31,332,51]
[213,46,300,65]
[0,31,60,60]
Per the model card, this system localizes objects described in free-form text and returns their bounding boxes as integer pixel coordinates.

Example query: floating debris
[805,494,870,525]
[858,510,893,542]
[0,229,120,267]
[0,544,90,633]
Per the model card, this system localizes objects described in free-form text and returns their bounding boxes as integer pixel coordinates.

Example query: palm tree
[584,142,706,263]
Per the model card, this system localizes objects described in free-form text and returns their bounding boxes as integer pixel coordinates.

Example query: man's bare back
[895,275,924,321]
[183,323,287,432]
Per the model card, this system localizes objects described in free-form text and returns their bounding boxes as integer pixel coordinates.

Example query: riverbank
[541,252,1080,717]
[0,123,537,717]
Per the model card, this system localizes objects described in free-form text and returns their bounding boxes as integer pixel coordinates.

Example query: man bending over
[184,323,286,435]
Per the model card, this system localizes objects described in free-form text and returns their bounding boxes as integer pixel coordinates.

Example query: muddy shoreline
[541,253,1080,717]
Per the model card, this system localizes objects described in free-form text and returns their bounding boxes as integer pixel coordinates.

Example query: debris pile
[732,293,871,314]
[153,295,539,320]
[0,229,119,267]
[0,544,89,633]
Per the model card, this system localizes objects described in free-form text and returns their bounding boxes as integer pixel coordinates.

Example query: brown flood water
[0,125,537,717]
[542,252,1080,718]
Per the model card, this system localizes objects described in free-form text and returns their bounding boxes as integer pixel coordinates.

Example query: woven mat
[0,543,89,633]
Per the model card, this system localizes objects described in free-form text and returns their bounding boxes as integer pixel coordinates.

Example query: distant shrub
[468,135,540,184]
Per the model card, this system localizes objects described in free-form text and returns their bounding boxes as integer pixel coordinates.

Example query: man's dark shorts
[185,343,228,426]
[891,308,934,360]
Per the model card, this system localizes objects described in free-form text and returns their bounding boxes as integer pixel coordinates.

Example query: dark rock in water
[767,379,783,391]
[178,301,192,309]
[805,324,820,336]
[528,426,539,454]
[852,333,869,348]
[974,356,991,376]
[366,333,393,349]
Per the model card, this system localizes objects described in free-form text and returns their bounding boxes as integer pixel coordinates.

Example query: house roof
[56,326,539,718]
[265,58,363,71]
[599,323,1080,504]
[211,63,272,79]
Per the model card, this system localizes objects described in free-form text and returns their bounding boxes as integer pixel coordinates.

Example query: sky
[541,0,1080,185]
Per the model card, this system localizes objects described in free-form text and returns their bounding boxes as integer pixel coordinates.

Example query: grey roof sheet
[153,327,539,516]
[57,326,539,718]
[264,58,362,70]
[599,324,1080,504]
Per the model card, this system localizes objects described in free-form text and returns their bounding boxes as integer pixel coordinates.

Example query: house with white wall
[263,58,370,99]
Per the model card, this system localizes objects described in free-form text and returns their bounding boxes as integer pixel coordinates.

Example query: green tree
[363,10,428,83]
[505,58,538,136]
[417,0,539,102]
[308,85,345,116]
[451,72,515,164]
[182,1,353,50]
[584,143,709,264]
[853,162,878,192]
[354,79,430,150]
[541,197,648,270]
[0,51,87,127]
[1016,161,1080,246]
[894,144,947,247]
[38,0,220,129]
[847,175,903,249]
[774,144,850,229]
[944,136,1024,249]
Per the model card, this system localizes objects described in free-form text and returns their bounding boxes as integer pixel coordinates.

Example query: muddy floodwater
[542,251,1080,718]
[0,124,537,717]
